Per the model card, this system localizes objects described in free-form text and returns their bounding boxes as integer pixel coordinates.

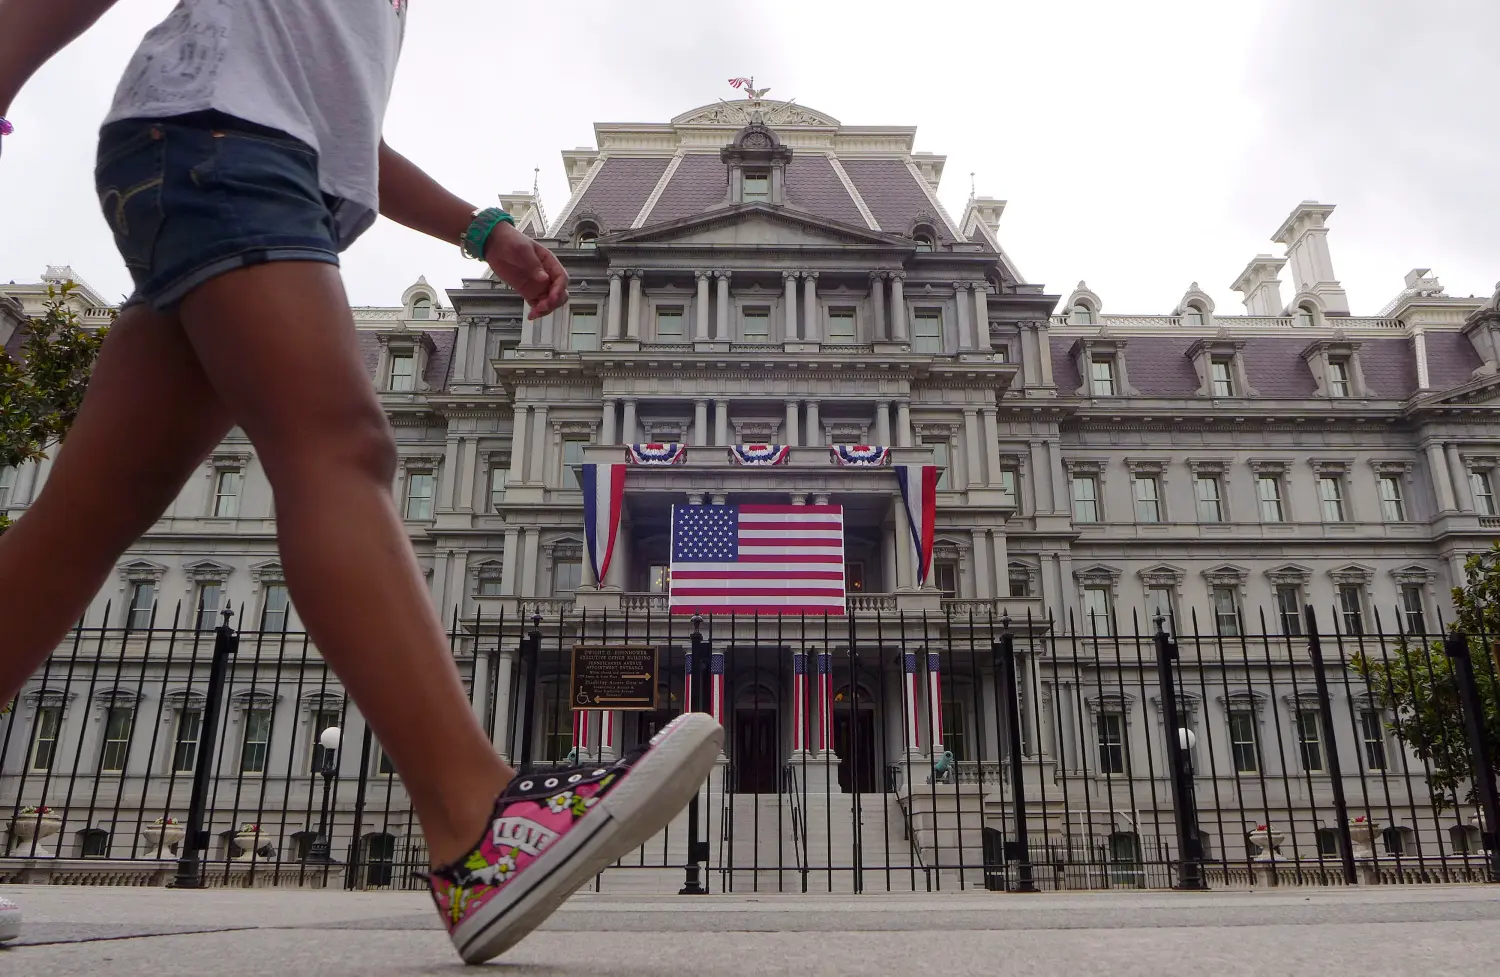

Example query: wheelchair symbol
[577,690,592,705]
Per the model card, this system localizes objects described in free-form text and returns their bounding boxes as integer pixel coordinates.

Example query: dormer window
[1295,304,1316,328]
[1072,337,1135,398]
[578,231,598,250]
[1183,306,1205,326]
[912,224,937,252]
[389,352,415,392]
[410,296,432,320]
[743,171,770,203]
[722,118,793,207]
[1327,360,1351,398]
[1089,357,1116,396]
[1069,304,1095,325]
[914,234,934,252]
[1210,358,1234,397]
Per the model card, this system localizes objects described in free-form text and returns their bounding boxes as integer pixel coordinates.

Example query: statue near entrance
[927,750,957,786]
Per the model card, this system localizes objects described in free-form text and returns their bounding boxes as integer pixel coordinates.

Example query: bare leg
[177,262,510,866]
[0,306,234,697]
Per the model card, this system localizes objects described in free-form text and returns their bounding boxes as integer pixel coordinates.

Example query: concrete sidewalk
[3,883,1499,975]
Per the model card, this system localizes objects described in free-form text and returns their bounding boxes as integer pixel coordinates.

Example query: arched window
[914,234,934,252]
[1183,306,1204,326]
[575,222,600,250]
[410,296,432,320]
[1069,304,1095,325]
[1295,305,1316,328]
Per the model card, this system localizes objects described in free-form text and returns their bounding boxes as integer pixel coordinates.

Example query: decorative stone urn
[142,820,186,859]
[1248,826,1285,861]
[232,827,270,861]
[8,812,63,857]
[1347,818,1379,859]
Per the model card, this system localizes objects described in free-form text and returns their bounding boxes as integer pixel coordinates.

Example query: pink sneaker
[428,712,722,964]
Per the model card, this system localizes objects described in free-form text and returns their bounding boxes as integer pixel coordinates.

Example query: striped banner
[581,463,626,585]
[626,443,686,465]
[831,444,891,467]
[730,444,791,466]
[895,464,939,586]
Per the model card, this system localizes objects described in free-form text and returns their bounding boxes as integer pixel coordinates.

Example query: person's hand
[484,223,568,320]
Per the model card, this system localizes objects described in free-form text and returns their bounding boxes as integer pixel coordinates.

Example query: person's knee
[261,402,398,487]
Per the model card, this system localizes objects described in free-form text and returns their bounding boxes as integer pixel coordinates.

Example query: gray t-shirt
[104,0,407,248]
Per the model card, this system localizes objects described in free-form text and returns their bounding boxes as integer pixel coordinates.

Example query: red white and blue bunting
[830,445,891,468]
[729,444,791,466]
[626,443,686,465]
[894,464,939,586]
[581,463,626,585]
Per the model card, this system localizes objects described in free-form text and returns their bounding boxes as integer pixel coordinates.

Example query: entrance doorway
[734,709,779,792]
[833,684,877,793]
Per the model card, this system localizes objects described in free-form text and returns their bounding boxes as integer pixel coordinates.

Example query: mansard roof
[356,327,457,388]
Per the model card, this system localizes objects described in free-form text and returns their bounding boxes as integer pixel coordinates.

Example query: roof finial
[729,76,772,100]
[970,171,976,200]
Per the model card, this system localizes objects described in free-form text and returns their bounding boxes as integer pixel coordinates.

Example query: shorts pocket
[95,128,166,275]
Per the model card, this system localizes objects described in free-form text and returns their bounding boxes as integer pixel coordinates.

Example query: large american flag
[669,504,846,615]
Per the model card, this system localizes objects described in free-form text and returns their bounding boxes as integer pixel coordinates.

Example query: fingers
[525,244,570,319]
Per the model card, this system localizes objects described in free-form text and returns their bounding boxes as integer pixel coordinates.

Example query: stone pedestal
[786,751,843,795]
[574,588,622,613]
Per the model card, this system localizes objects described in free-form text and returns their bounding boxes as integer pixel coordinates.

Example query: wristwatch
[461,207,515,260]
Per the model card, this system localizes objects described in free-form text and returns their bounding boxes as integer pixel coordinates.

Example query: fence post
[996,614,1036,892]
[679,616,710,895]
[1153,615,1206,890]
[517,614,542,774]
[1304,604,1357,885]
[172,609,238,889]
[1443,629,1500,882]
[345,724,374,890]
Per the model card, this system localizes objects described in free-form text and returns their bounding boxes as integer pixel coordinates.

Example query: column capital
[628,269,645,279]
[782,269,800,282]
[963,405,979,416]
[622,396,638,405]
[877,399,892,408]
[870,271,887,282]
[715,269,733,281]
[813,493,830,506]
[607,269,623,281]
[890,270,906,282]
[602,396,618,405]
[695,270,713,282]
[981,404,999,416]
[804,270,819,281]
[694,397,709,407]
[952,281,969,291]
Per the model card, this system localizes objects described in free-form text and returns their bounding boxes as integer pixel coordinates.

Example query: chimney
[1230,255,1287,317]
[1271,201,1351,315]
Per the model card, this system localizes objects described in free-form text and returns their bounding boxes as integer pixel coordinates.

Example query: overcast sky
[2,0,1496,315]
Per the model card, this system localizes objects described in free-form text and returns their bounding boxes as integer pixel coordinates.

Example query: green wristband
[461,207,515,260]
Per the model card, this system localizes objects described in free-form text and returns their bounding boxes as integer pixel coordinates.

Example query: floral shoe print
[429,712,722,964]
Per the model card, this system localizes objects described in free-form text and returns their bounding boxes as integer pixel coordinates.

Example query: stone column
[1447,443,1475,511]
[601,399,617,445]
[982,407,1002,488]
[784,400,800,447]
[954,281,974,350]
[890,273,908,342]
[875,401,892,445]
[492,648,515,758]
[805,400,821,447]
[1036,321,1055,386]
[695,271,711,341]
[1048,441,1069,512]
[508,406,530,483]
[520,528,541,597]
[990,529,1009,600]
[973,284,992,351]
[440,437,462,510]
[622,399,638,445]
[1427,442,1457,512]
[963,407,983,488]
[894,500,915,589]
[604,513,627,590]
[626,272,642,341]
[925,652,945,756]
[715,399,729,446]
[896,401,913,448]
[870,272,887,341]
[971,529,992,598]
[694,399,709,446]
[458,437,481,511]
[783,271,799,340]
[531,405,550,485]
[814,652,835,757]
[1029,440,1051,513]
[716,272,731,340]
[803,272,820,342]
[791,653,811,755]
[607,272,623,339]
[881,522,898,593]
[501,528,521,595]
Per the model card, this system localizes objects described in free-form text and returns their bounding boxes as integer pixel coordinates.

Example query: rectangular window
[97,703,132,773]
[195,583,225,631]
[993,342,1010,363]
[999,468,1018,506]
[742,171,770,202]
[213,469,242,518]
[1009,567,1032,598]
[1276,585,1303,636]
[1379,475,1406,521]
[1228,711,1259,773]
[308,708,342,774]
[1257,475,1285,522]
[1401,584,1427,635]
[29,704,62,771]
[489,466,507,511]
[1072,475,1099,523]
[845,562,865,593]
[1082,585,1113,636]
[1339,584,1365,636]
[649,565,671,594]
[127,581,155,631]
[1096,713,1126,775]
[1133,476,1161,523]
[934,560,959,599]
[1210,359,1235,397]
[1212,586,1240,636]
[1318,475,1346,522]
[1296,710,1325,773]
[826,307,856,344]
[1472,470,1497,516]
[1359,711,1388,771]
[925,439,951,491]
[477,573,504,597]
[1089,357,1116,396]
[172,710,202,774]
[741,307,770,342]
[941,697,969,762]
[1194,475,1223,522]
[1327,360,1351,398]
[1146,585,1175,634]
[372,744,397,777]
[552,556,582,596]
[240,709,273,774]
[569,305,599,351]
[388,352,415,392]
[261,584,290,633]
[913,309,943,354]
[0,464,15,507]
[655,306,685,343]
[561,438,589,490]
[404,471,435,520]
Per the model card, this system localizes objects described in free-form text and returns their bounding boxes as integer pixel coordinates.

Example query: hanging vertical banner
[895,464,938,586]
[581,463,627,585]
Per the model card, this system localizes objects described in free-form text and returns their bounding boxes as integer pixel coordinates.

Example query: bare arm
[0,0,122,114]
[378,141,568,319]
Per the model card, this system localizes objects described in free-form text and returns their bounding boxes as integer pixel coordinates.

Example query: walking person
[0,0,721,962]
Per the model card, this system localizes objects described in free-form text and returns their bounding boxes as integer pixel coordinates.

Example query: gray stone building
[4,98,1499,883]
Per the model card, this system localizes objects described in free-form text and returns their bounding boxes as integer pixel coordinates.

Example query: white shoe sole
[451,712,722,964]
[0,909,20,944]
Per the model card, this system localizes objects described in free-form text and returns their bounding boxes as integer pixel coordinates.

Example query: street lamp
[307,726,341,864]
[1178,727,1197,772]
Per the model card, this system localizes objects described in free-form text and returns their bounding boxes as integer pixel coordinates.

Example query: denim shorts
[95,110,342,311]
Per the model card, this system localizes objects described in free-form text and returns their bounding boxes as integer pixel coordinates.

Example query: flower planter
[1248,828,1285,861]
[232,830,270,861]
[142,822,186,859]
[9,813,63,857]
[1347,821,1379,859]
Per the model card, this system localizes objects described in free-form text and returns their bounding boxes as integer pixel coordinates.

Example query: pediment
[1412,374,1500,409]
[608,204,908,250]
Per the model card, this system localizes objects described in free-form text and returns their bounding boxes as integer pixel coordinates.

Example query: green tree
[1353,542,1500,811]
[0,282,110,537]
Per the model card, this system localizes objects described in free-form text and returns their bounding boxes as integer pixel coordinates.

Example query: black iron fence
[3,596,1498,893]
